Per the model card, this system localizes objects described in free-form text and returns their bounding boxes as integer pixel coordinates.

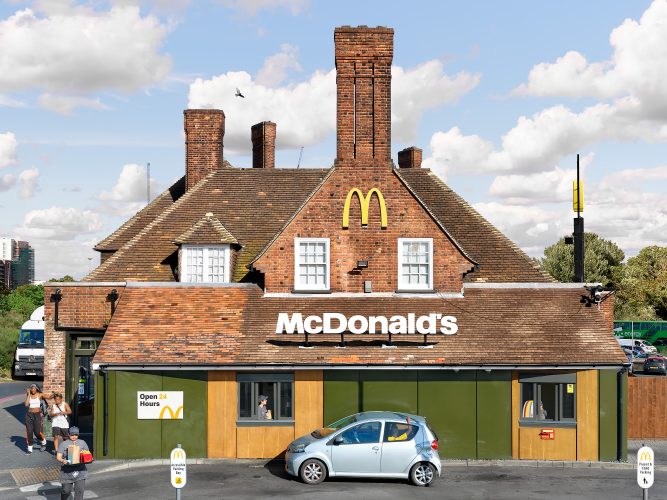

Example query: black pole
[574,154,585,282]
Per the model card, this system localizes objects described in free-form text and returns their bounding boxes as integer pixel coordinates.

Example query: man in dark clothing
[56,426,90,500]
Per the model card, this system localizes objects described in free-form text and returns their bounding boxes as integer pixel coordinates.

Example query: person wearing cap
[23,383,48,454]
[258,395,270,419]
[56,426,90,500]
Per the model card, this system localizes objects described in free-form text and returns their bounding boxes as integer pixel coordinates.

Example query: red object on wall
[540,429,555,440]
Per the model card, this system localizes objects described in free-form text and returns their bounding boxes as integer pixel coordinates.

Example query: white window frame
[294,237,330,291]
[180,244,231,283]
[397,238,434,291]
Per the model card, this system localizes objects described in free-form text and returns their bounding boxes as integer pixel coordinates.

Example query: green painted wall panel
[476,371,511,459]
[598,370,618,461]
[418,371,476,459]
[360,371,418,414]
[323,371,359,425]
[114,371,163,458]
[93,371,117,459]
[160,371,207,458]
[621,371,627,461]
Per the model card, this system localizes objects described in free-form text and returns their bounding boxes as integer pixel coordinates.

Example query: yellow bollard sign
[170,446,187,489]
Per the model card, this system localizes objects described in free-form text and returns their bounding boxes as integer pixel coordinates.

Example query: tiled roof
[87,167,329,282]
[397,169,553,282]
[94,285,626,367]
[174,212,238,245]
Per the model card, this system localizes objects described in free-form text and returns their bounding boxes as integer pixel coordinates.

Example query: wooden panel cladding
[295,371,324,439]
[628,376,667,438]
[207,371,237,458]
[236,426,295,459]
[511,372,520,459]
[519,427,576,461]
[576,370,599,461]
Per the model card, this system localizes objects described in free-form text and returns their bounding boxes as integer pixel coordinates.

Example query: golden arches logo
[639,450,653,461]
[172,449,185,460]
[342,188,387,229]
[159,405,184,419]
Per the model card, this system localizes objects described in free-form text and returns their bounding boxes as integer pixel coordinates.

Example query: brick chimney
[398,147,422,168]
[334,26,394,162]
[251,121,276,169]
[184,109,225,191]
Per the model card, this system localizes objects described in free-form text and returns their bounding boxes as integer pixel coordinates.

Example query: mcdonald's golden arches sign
[137,391,184,419]
[342,188,388,229]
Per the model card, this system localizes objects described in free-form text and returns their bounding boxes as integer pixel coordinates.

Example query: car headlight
[289,443,306,453]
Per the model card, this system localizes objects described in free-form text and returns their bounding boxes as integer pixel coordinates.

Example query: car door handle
[372,446,379,451]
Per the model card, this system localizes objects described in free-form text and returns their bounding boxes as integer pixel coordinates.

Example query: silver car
[285,411,441,486]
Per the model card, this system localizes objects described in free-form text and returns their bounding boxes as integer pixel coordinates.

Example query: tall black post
[574,154,585,282]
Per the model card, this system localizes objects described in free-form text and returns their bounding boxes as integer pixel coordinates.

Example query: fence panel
[627,376,667,439]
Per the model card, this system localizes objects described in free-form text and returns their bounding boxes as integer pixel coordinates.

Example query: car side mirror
[333,436,344,445]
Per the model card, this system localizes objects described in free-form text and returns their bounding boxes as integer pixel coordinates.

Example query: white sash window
[181,245,230,283]
[294,238,330,291]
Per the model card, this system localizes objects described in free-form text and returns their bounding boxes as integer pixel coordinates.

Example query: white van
[13,306,45,378]
[616,337,657,354]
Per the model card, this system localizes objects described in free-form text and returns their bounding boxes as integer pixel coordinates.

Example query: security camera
[594,290,602,303]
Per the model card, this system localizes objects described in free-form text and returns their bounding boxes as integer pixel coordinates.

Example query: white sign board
[137,391,184,419]
[637,446,654,489]
[170,447,187,489]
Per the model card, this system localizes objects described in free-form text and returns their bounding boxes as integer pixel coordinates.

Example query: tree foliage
[0,285,44,377]
[615,246,667,320]
[540,232,625,287]
[48,275,76,282]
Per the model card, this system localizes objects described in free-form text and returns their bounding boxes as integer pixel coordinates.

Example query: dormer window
[182,245,230,283]
[294,237,330,291]
[174,212,238,284]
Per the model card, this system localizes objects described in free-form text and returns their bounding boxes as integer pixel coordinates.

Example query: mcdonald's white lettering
[275,313,458,335]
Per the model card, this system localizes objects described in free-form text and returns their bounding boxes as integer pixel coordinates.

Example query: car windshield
[18,329,44,347]
[311,414,359,439]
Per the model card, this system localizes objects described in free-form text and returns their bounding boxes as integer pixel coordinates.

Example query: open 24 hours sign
[137,391,184,419]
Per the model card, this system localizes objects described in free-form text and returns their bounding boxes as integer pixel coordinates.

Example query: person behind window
[388,423,409,442]
[537,401,548,420]
[258,395,271,420]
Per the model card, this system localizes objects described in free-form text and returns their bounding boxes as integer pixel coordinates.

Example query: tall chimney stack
[251,121,276,169]
[334,26,394,162]
[184,109,225,191]
[398,147,422,168]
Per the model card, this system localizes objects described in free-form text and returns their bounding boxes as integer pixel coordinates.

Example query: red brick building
[43,26,627,463]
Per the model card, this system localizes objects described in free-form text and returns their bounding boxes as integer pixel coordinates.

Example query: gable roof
[174,212,238,245]
[93,284,626,367]
[87,167,329,282]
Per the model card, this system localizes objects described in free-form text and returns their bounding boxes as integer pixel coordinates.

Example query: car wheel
[299,458,326,485]
[410,462,436,487]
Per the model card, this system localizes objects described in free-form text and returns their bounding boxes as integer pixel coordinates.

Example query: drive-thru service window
[520,373,576,423]
[237,373,294,422]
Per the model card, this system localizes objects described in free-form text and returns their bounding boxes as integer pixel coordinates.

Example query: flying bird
[235,88,245,98]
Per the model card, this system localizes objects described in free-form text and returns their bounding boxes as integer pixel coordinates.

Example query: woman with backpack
[50,393,72,454]
[24,383,48,454]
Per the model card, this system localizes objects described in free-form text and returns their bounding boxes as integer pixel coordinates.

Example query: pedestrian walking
[50,393,72,454]
[56,426,90,500]
[24,383,47,454]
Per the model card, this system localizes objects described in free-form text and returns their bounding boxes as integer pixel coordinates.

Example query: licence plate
[26,372,36,376]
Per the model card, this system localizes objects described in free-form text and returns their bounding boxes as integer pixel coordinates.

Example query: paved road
[0,381,28,400]
[1,462,666,500]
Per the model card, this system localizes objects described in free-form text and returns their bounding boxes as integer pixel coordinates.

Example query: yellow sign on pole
[573,180,584,212]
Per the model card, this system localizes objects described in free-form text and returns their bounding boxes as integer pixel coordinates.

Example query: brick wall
[398,147,423,168]
[251,121,276,169]
[335,26,393,161]
[253,160,474,293]
[43,284,125,394]
[184,109,225,191]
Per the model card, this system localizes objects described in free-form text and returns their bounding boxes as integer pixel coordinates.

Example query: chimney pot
[398,147,423,168]
[251,121,276,169]
[184,109,225,191]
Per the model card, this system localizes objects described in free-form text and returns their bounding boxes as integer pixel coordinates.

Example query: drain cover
[10,467,60,487]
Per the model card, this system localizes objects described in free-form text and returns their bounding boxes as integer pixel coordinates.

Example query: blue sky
[1,0,666,279]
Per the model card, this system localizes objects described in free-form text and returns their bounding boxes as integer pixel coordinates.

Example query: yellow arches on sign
[342,188,388,229]
[159,405,184,419]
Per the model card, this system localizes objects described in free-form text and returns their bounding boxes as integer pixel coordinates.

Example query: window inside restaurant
[520,373,576,423]
[237,373,294,422]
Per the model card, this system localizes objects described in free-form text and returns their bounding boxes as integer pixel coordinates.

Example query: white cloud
[18,168,39,198]
[0,6,171,110]
[98,163,159,202]
[514,0,667,118]
[15,206,103,240]
[220,0,309,16]
[0,173,16,192]
[30,237,99,281]
[188,61,479,154]
[0,132,17,169]
[37,93,109,114]
[0,94,25,107]
[255,44,302,87]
